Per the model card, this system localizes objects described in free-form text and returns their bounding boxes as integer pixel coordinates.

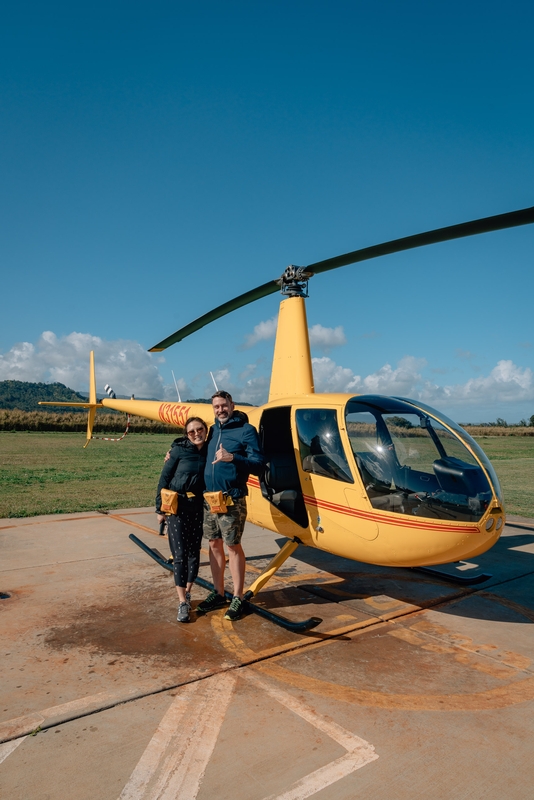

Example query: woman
[156,417,208,623]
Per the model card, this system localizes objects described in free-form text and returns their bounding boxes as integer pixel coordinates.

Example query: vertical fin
[89,350,96,405]
[84,351,97,448]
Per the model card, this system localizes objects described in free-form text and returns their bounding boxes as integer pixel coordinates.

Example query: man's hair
[211,390,233,402]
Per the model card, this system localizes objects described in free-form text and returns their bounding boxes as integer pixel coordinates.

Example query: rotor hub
[276,265,313,297]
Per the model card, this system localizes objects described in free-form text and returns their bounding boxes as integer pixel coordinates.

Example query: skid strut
[242,539,322,632]
[128,533,322,633]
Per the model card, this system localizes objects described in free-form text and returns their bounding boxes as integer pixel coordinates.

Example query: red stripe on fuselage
[246,477,479,534]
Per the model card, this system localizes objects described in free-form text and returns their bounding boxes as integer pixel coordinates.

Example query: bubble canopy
[344,395,500,523]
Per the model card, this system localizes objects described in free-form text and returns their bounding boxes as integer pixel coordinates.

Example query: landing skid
[411,564,492,585]
[242,589,322,633]
[128,533,321,634]
[129,533,173,571]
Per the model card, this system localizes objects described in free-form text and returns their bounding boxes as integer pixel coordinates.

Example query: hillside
[0,381,255,413]
[0,381,88,412]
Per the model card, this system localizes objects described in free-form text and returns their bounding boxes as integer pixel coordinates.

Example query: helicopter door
[259,406,308,527]
[293,407,380,542]
[293,407,379,542]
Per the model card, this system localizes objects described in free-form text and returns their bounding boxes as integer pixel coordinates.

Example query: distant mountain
[0,381,88,412]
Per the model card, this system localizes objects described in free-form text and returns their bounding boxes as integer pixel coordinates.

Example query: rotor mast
[269,266,315,401]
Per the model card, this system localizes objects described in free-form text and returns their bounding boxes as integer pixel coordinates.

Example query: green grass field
[472,436,534,518]
[1,431,533,519]
[0,432,172,517]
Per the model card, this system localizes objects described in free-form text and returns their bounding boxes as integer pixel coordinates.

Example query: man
[196,390,264,621]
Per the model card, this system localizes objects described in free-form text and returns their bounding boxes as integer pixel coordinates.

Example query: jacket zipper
[211,421,223,488]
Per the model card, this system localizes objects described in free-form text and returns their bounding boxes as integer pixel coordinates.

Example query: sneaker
[177,601,190,623]
[224,596,245,621]
[196,590,227,614]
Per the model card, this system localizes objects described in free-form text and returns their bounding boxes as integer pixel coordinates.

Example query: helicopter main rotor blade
[149,280,279,351]
[307,205,534,276]
[149,204,534,351]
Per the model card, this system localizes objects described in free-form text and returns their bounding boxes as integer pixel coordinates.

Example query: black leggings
[167,506,203,588]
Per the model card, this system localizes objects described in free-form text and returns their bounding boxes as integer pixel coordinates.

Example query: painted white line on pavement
[118,683,197,800]
[119,669,376,800]
[0,736,27,765]
[149,671,236,800]
[247,670,375,753]
[0,684,176,743]
[119,672,237,800]
[246,671,378,800]
[266,752,376,800]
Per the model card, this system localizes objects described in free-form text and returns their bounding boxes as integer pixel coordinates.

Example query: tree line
[0,409,179,433]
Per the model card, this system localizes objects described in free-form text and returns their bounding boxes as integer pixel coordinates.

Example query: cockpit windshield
[345,396,496,522]
[393,397,503,504]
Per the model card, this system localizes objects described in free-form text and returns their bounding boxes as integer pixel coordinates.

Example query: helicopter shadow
[268,530,534,625]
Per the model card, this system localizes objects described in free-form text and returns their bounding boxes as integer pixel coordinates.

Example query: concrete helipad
[1,509,534,799]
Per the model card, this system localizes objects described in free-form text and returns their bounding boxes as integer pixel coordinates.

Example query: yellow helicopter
[41,205,534,631]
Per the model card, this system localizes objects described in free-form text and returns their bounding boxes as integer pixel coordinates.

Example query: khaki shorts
[203,497,247,546]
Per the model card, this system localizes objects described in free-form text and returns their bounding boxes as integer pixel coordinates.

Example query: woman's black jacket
[155,437,207,513]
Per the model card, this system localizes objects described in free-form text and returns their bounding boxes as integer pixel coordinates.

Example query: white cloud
[211,368,231,389]
[239,363,258,381]
[243,316,279,348]
[243,316,346,352]
[170,356,534,413]
[239,374,271,405]
[308,324,346,352]
[0,331,165,398]
[312,355,534,410]
[163,375,195,401]
[170,363,270,406]
[424,360,534,407]
[7,332,531,419]
[195,360,270,405]
[312,355,426,396]
[311,357,358,393]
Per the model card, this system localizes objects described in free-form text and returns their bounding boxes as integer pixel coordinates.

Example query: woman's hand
[157,513,166,524]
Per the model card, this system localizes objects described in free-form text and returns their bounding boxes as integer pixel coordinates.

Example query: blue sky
[1,1,533,422]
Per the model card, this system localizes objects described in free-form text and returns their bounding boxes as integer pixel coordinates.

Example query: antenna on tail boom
[171,371,182,402]
[210,371,219,392]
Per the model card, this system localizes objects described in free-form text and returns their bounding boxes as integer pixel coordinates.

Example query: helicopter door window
[296,409,353,483]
